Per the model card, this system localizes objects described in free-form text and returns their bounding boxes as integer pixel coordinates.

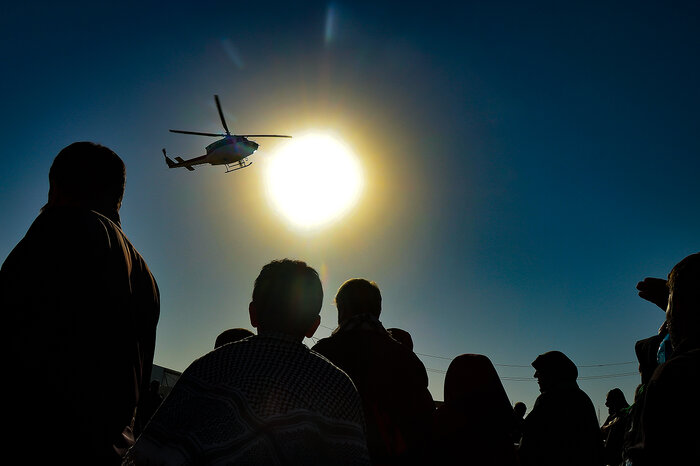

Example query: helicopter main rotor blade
[214,95,231,135]
[238,135,292,138]
[170,129,224,137]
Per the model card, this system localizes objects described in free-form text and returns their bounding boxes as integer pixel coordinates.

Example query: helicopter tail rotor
[163,148,176,168]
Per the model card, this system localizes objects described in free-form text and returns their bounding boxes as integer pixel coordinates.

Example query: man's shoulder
[312,329,430,387]
[313,327,404,352]
[2,208,115,270]
[194,335,356,385]
[32,208,126,249]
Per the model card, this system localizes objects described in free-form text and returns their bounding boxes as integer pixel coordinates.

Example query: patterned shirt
[124,332,370,465]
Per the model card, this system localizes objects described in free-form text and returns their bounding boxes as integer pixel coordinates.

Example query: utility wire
[316,324,637,376]
[427,367,638,381]
[415,352,634,368]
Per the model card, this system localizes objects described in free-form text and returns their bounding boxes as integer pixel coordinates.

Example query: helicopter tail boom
[163,148,195,171]
[174,157,195,171]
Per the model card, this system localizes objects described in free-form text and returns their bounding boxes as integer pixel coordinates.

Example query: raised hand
[636,277,668,311]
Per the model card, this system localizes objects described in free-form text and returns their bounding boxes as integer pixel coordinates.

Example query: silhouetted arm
[636,277,668,311]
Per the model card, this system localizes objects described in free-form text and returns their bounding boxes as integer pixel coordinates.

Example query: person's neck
[256,328,304,343]
[45,201,121,227]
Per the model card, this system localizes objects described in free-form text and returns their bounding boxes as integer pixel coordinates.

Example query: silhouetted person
[312,278,434,465]
[214,327,254,348]
[640,252,700,465]
[601,388,629,466]
[1,142,160,465]
[620,277,670,465]
[518,351,603,466]
[124,259,370,465]
[512,401,527,445]
[432,354,519,466]
[387,327,414,350]
[621,334,664,465]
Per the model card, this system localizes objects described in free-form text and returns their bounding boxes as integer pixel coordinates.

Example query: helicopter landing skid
[225,159,252,173]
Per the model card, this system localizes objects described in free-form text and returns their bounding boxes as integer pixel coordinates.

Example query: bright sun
[264,133,364,230]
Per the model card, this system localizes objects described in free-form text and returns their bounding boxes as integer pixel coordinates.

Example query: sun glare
[264,133,364,231]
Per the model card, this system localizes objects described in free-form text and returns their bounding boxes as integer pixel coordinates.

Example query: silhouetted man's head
[335,278,382,324]
[513,401,527,419]
[46,142,126,223]
[666,252,700,350]
[249,259,323,339]
[214,328,255,349]
[605,388,628,415]
[532,351,578,393]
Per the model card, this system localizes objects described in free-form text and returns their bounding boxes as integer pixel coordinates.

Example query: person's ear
[249,302,259,328]
[305,315,321,338]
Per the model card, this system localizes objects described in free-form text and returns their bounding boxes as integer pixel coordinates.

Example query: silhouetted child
[512,401,527,445]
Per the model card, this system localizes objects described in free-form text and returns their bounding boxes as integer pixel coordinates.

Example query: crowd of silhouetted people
[2,141,698,465]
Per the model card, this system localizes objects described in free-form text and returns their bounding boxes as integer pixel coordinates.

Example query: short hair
[252,259,323,335]
[513,401,527,417]
[335,278,382,320]
[49,142,126,212]
[667,252,700,340]
[214,328,254,349]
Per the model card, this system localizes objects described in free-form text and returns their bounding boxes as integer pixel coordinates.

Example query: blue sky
[2,1,698,420]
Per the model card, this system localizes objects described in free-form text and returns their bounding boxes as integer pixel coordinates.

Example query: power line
[427,367,638,382]
[316,324,637,373]
[415,352,635,369]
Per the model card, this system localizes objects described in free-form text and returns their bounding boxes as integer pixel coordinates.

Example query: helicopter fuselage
[204,136,259,165]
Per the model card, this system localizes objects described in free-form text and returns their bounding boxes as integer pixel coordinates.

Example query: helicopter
[163,95,291,173]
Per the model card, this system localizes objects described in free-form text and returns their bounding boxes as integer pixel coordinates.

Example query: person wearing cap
[518,351,603,466]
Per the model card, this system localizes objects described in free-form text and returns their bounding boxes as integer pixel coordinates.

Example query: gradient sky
[2,1,699,422]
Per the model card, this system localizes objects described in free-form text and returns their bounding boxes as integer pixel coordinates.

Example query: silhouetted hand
[636,277,668,311]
